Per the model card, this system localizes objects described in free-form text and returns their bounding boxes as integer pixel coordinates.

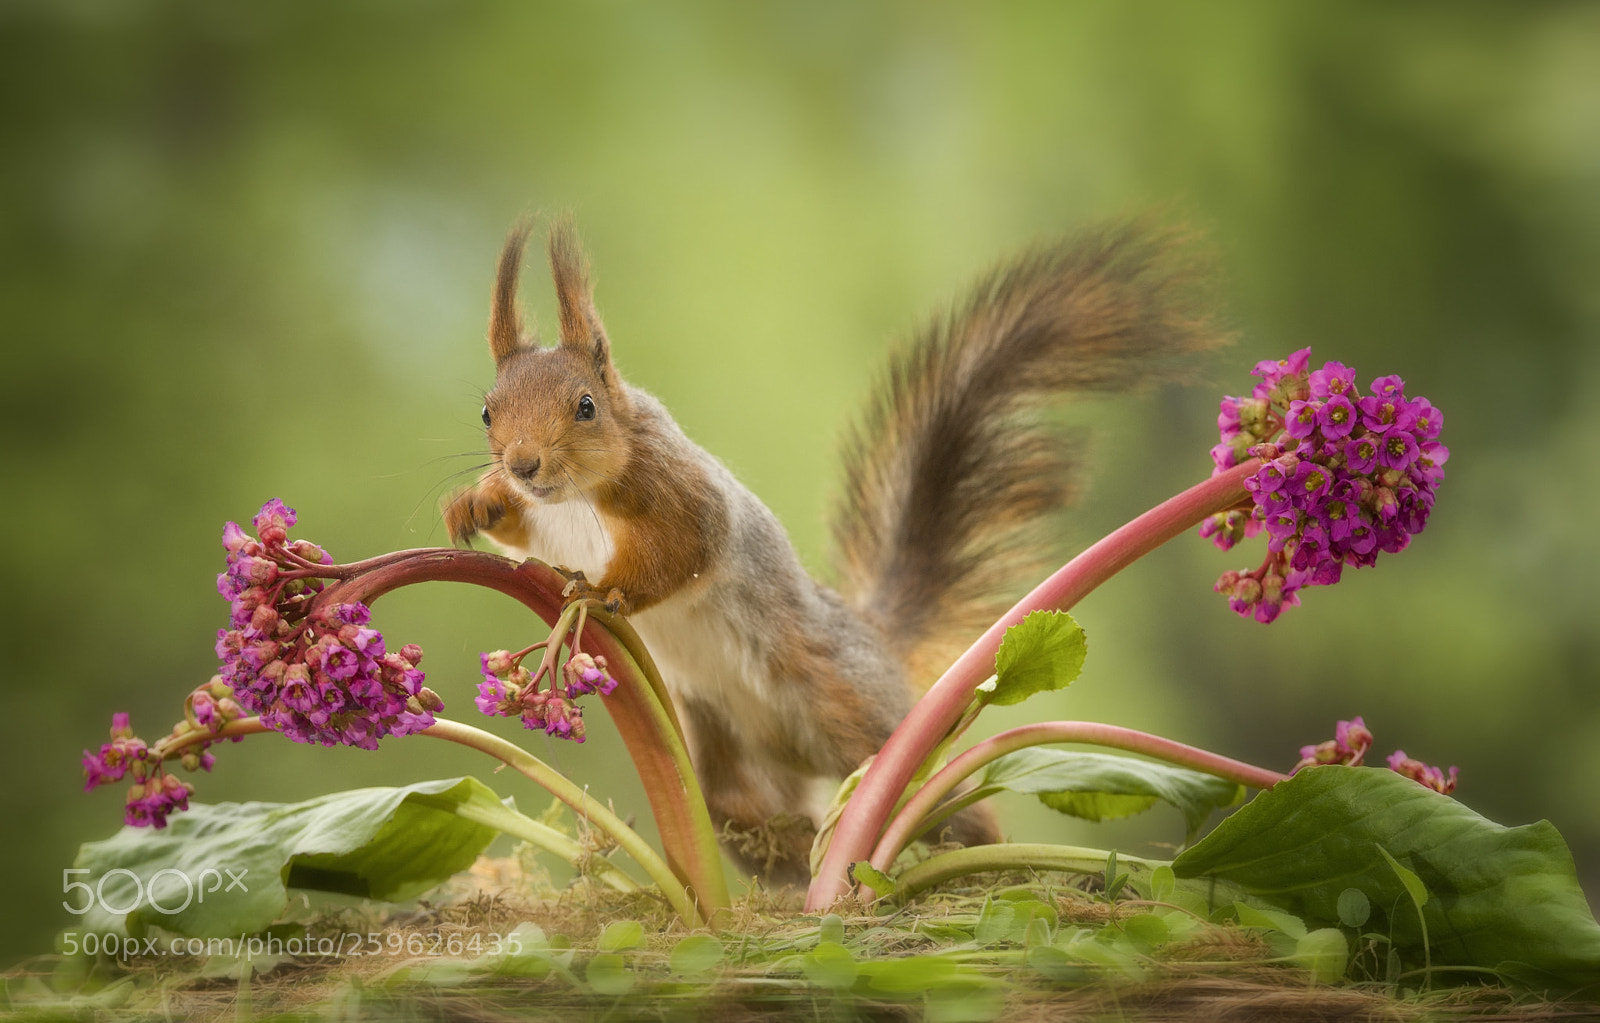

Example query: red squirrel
[445,219,1223,883]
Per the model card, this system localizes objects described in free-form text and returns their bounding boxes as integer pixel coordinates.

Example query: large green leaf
[972,747,1244,839]
[72,778,504,940]
[988,611,1086,707]
[1173,766,1600,990]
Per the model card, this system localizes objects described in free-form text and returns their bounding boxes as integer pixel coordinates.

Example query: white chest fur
[519,499,616,578]
[507,498,784,753]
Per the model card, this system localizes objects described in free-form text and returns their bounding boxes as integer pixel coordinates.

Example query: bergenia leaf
[974,747,1244,838]
[1173,766,1600,991]
[988,611,1086,707]
[73,778,504,939]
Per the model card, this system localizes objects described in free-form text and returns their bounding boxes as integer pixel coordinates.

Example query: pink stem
[805,460,1260,910]
[870,721,1288,869]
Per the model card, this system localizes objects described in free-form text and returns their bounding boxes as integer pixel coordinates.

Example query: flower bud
[291,539,330,564]
[481,650,515,676]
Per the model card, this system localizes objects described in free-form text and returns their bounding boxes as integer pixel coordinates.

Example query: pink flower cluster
[216,499,440,748]
[1203,349,1448,622]
[1387,750,1459,795]
[81,712,211,829]
[1291,716,1458,795]
[476,650,617,743]
[1294,716,1375,769]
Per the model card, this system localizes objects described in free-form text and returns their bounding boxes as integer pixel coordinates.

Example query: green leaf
[801,942,857,990]
[861,953,958,994]
[1294,928,1349,984]
[597,920,644,952]
[1022,917,1051,949]
[1377,845,1429,909]
[1174,766,1600,990]
[1027,945,1092,984]
[1336,888,1371,929]
[1234,902,1307,939]
[668,934,724,976]
[997,893,1058,930]
[974,898,1015,946]
[974,747,1244,839]
[585,953,635,996]
[73,778,504,940]
[989,610,1086,707]
[1120,913,1168,951]
[1149,864,1176,904]
[925,979,1007,1023]
[850,861,896,897]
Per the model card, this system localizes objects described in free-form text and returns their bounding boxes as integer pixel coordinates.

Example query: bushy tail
[830,222,1228,684]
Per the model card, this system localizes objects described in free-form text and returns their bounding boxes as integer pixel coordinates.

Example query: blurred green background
[3,1,1598,966]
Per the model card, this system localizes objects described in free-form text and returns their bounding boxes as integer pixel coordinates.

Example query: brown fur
[488,221,533,363]
[681,697,814,884]
[831,221,1227,685]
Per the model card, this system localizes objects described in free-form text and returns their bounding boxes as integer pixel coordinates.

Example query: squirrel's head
[478,220,633,505]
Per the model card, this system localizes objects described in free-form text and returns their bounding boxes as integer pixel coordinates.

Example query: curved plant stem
[421,718,702,927]
[807,460,1260,910]
[871,722,1287,871]
[438,790,640,893]
[311,549,727,917]
[892,843,1162,903]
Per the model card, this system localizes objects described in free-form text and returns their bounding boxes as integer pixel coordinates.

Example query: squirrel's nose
[508,455,542,481]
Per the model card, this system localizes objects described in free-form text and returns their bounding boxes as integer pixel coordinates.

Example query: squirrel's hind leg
[680,699,817,887]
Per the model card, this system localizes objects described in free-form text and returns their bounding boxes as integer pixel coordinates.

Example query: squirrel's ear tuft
[548,218,612,375]
[490,220,535,363]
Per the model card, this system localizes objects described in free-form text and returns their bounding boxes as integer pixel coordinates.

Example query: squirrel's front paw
[559,571,630,616]
[443,486,505,546]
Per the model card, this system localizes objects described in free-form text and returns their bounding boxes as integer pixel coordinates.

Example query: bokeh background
[3,1,1598,966]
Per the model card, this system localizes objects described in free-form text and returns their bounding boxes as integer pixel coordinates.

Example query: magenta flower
[252,498,296,547]
[1200,352,1447,622]
[563,652,617,697]
[475,676,512,716]
[1387,750,1459,795]
[1318,394,1357,440]
[1292,716,1375,772]
[1291,720,1459,797]
[124,774,193,830]
[82,715,150,793]
[542,693,584,742]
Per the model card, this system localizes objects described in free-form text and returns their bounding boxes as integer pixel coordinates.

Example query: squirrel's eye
[576,395,596,421]
[481,405,492,428]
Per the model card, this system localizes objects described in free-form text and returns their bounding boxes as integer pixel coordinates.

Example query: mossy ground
[4,855,1593,1022]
